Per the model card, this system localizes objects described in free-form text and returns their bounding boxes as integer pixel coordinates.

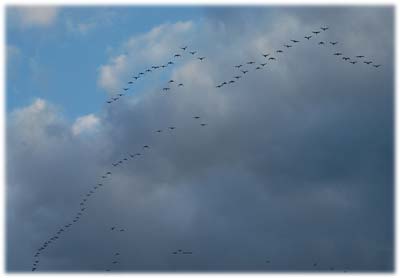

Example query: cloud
[71,114,101,136]
[7,7,393,272]
[8,6,60,28]
[97,21,194,94]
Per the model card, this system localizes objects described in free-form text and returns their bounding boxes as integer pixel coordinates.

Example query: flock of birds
[30,25,382,272]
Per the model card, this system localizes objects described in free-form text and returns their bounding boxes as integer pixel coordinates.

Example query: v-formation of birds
[31,25,380,272]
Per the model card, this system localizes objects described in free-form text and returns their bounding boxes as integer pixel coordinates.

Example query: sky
[6,5,394,272]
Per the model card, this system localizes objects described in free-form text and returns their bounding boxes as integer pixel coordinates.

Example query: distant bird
[111,227,115,230]
[234,75,242,79]
[364,61,373,64]
[106,172,111,175]
[276,50,283,53]
[247,61,255,64]
[123,88,128,91]
[119,229,125,232]
[229,80,236,83]
[198,57,206,61]
[349,61,357,64]
[373,64,381,68]
[169,127,176,130]
[318,41,325,45]
[162,87,170,91]
[143,145,149,149]
[174,54,181,58]
[234,64,243,68]
[189,51,197,55]
[330,41,338,45]
[312,31,321,35]
[342,57,350,60]
[260,63,267,66]
[356,55,365,58]
[321,26,329,31]
[216,85,222,88]
[291,39,299,43]
[181,46,188,50]
[304,36,312,40]
[168,61,174,65]
[115,253,120,256]
[200,123,207,126]
[161,65,166,68]
[262,53,270,57]
[117,94,124,97]
[333,52,342,56]
[193,116,200,119]
[107,101,112,104]
[268,57,276,60]
[156,130,162,133]
[178,83,184,87]
[145,69,151,72]
[128,81,133,84]
[284,44,292,48]
[255,67,261,70]
[241,70,249,74]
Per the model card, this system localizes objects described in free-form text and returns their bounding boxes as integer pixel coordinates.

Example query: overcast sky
[6,5,394,272]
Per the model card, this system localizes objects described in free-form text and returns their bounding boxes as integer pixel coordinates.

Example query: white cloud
[10,6,60,28]
[97,21,194,94]
[71,114,100,136]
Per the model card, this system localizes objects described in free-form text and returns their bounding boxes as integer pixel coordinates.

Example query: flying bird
[189,51,197,55]
[174,54,181,58]
[290,39,299,43]
[373,64,381,68]
[247,61,255,64]
[200,123,207,126]
[312,31,321,35]
[235,64,243,68]
[262,53,270,57]
[180,46,188,50]
[356,55,365,58]
[318,41,325,45]
[198,57,206,61]
[321,26,329,31]
[330,41,338,45]
[364,61,373,64]
[284,44,292,48]
[241,70,249,74]
[304,36,312,40]
[169,127,176,130]
[178,83,184,87]
[342,57,350,60]
[276,50,283,53]
[333,52,342,56]
[268,57,276,60]
[193,116,200,119]
[349,61,357,64]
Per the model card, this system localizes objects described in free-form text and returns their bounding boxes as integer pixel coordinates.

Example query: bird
[119,229,125,232]
[276,50,283,53]
[178,83,184,87]
[145,69,151,72]
[312,31,321,35]
[128,81,133,84]
[106,101,112,104]
[373,64,381,68]
[106,172,111,175]
[200,123,207,126]
[216,85,222,88]
[156,130,162,133]
[356,55,365,58]
[167,61,174,65]
[284,44,292,48]
[318,41,325,45]
[330,41,338,45]
[189,51,197,55]
[247,61,255,64]
[234,75,242,79]
[260,63,267,66]
[349,61,357,64]
[364,61,373,64]
[304,36,312,40]
[229,80,235,83]
[117,94,124,97]
[268,57,276,60]
[168,79,174,83]
[181,46,188,50]
[234,64,243,68]
[115,253,120,256]
[169,127,176,130]
[193,116,200,119]
[162,87,170,91]
[174,54,181,58]
[333,52,342,56]
[143,145,149,149]
[241,70,248,74]
[291,39,299,43]
[255,67,261,70]
[123,88,128,91]
[262,53,270,57]
[111,227,115,230]
[198,57,206,61]
[342,57,350,60]
[321,26,329,31]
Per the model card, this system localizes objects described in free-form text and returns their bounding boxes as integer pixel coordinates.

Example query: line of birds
[215,26,381,89]
[106,46,206,104]
[31,25,381,272]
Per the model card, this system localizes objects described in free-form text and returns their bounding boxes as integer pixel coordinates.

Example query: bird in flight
[178,83,184,87]
[356,55,365,58]
[349,61,357,64]
[123,88,129,91]
[241,70,249,74]
[168,79,174,83]
[168,61,174,65]
[162,87,170,91]
[284,44,292,48]
[290,39,299,43]
[268,57,276,60]
[312,31,321,35]
[342,57,350,60]
[321,26,329,31]
[304,35,312,40]
[193,116,200,119]
[169,127,176,130]
[364,61,373,64]
[235,64,243,68]
[189,51,197,55]
[333,52,342,56]
[276,50,283,53]
[373,64,381,68]
[198,57,206,61]
[330,41,338,45]
[174,54,181,58]
[260,63,267,66]
[143,145,149,149]
[255,67,261,70]
[200,123,207,126]
[262,54,270,58]
[181,46,188,50]
[247,61,255,64]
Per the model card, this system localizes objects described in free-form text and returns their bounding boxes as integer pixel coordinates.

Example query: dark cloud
[7,6,393,272]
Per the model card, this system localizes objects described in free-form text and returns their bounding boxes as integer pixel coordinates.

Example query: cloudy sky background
[6,6,393,272]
